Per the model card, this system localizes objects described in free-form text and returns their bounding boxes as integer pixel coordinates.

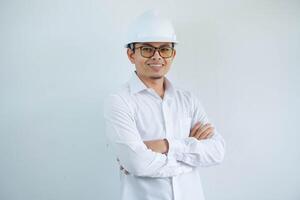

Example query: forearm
[143,139,169,154]
[167,132,225,167]
[111,140,194,177]
[143,137,225,167]
[142,123,225,167]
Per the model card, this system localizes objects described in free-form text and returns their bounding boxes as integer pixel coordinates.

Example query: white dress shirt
[104,72,225,200]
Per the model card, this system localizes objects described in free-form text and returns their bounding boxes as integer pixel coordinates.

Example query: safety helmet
[125,9,178,48]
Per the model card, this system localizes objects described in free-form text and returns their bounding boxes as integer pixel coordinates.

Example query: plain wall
[1,0,299,199]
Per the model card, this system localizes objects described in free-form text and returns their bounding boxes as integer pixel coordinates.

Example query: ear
[172,49,176,59]
[127,48,135,64]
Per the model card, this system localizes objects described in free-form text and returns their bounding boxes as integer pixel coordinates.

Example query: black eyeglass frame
[127,43,175,58]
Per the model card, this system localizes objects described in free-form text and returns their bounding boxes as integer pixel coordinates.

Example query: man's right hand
[189,122,214,140]
[117,158,130,175]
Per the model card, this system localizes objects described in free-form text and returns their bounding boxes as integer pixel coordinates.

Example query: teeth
[149,64,163,67]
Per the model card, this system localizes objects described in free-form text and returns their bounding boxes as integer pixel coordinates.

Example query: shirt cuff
[166,138,186,160]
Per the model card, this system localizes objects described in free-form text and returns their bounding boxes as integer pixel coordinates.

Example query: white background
[1,0,299,199]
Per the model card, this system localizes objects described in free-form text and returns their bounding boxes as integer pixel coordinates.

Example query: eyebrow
[137,43,172,48]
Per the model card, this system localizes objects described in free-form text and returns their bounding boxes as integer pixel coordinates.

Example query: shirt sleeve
[167,94,226,167]
[104,94,195,178]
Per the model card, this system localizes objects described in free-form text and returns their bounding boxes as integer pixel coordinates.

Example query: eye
[142,46,154,53]
[160,47,172,52]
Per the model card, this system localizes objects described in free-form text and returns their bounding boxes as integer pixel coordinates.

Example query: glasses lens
[159,47,173,58]
[141,46,155,58]
[140,46,174,58]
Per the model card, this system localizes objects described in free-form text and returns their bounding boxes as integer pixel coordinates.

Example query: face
[127,42,176,81]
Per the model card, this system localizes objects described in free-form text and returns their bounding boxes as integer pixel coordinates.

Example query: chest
[132,96,192,140]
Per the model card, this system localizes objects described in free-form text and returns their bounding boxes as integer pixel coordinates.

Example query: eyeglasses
[134,45,174,58]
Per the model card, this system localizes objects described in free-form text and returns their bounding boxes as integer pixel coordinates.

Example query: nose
[151,50,162,60]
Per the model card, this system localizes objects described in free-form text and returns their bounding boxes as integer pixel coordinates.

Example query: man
[104,10,225,200]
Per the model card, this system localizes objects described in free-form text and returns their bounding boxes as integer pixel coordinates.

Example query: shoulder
[103,82,135,114]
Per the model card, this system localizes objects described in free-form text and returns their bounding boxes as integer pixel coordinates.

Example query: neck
[136,72,165,98]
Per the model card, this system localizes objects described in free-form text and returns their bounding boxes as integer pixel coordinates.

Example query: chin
[149,75,164,80]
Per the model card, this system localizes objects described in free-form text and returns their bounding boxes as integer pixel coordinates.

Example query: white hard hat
[125,9,178,48]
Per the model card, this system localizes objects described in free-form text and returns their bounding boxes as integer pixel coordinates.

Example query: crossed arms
[144,122,215,154]
[120,122,215,175]
[104,94,225,178]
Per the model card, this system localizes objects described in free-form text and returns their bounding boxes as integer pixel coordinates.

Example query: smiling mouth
[148,63,164,67]
[147,64,164,72]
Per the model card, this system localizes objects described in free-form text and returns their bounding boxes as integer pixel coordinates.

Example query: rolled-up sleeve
[104,94,195,177]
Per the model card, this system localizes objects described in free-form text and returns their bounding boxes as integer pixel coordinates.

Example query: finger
[120,165,130,175]
[194,123,211,138]
[198,127,214,140]
[190,122,201,136]
[199,127,214,140]
[206,131,214,139]
[189,122,201,137]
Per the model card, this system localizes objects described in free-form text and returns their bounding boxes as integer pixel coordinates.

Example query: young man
[104,10,225,200]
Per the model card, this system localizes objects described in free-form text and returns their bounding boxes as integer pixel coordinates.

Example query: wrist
[163,138,169,154]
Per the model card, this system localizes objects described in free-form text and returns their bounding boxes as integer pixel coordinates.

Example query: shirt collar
[129,71,176,99]
[163,77,176,99]
[129,72,148,94]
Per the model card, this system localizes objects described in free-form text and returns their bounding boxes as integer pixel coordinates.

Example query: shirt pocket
[178,117,192,139]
